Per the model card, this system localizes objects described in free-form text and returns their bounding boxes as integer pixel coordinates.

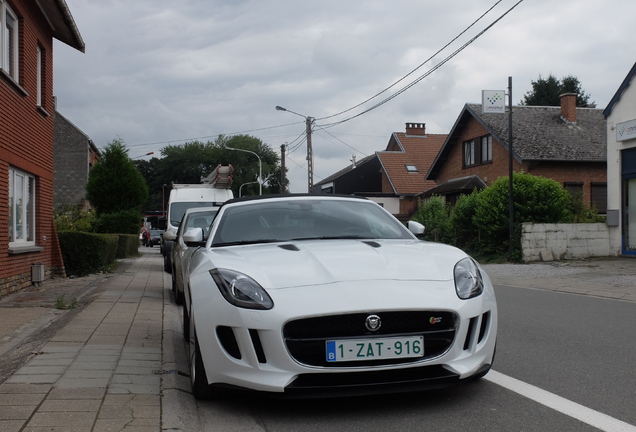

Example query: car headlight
[210,268,274,310]
[454,257,484,300]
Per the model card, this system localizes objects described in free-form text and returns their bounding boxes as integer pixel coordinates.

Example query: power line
[316,0,506,123]
[318,0,524,129]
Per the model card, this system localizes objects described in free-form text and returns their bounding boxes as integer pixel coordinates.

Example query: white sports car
[183,195,497,399]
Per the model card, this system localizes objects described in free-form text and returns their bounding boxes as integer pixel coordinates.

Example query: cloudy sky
[54,0,636,193]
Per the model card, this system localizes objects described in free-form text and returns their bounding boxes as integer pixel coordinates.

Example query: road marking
[486,370,636,432]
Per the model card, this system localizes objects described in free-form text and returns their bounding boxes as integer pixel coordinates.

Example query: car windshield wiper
[212,239,281,247]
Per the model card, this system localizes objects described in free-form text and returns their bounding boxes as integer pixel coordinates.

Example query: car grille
[283,311,457,367]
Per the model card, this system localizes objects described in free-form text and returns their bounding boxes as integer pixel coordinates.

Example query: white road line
[486,370,636,432]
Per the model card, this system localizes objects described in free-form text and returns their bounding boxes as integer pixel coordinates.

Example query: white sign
[616,119,636,142]
[482,90,506,114]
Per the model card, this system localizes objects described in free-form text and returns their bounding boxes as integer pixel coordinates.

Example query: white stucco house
[604,62,636,256]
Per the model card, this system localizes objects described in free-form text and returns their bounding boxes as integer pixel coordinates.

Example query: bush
[411,196,452,243]
[473,172,572,260]
[58,232,119,276]
[450,190,481,251]
[116,234,141,258]
[54,203,95,233]
[95,209,143,234]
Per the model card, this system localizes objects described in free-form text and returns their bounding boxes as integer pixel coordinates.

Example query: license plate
[326,336,424,362]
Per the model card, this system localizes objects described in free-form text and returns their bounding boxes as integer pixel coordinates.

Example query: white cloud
[54,0,636,193]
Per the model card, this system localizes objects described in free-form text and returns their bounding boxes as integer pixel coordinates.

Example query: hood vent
[279,244,300,251]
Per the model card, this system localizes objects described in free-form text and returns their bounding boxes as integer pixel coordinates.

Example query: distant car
[183,194,498,399]
[149,229,164,247]
[170,207,218,305]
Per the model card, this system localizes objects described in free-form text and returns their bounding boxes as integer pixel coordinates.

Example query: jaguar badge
[365,314,382,332]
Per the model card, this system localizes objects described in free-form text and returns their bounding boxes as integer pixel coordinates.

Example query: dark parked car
[149,229,164,247]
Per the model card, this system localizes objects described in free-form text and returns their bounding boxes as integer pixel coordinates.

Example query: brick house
[1,0,84,296]
[425,94,607,212]
[54,110,100,210]
[312,123,447,219]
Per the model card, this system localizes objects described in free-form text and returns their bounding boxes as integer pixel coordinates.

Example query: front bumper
[190,278,497,396]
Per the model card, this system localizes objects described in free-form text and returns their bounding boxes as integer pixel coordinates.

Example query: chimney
[560,93,577,123]
[405,122,426,136]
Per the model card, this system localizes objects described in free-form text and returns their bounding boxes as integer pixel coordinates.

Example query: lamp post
[239,181,258,197]
[226,146,262,195]
[275,105,314,193]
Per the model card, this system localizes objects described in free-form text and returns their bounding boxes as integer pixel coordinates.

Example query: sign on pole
[482,90,506,114]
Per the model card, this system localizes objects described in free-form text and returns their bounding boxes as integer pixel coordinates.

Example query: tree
[521,74,593,107]
[472,172,573,260]
[411,196,452,243]
[86,139,149,233]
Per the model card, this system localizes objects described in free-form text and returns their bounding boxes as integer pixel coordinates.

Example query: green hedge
[116,234,141,258]
[58,232,138,277]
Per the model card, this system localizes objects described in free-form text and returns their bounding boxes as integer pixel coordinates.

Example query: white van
[161,166,234,272]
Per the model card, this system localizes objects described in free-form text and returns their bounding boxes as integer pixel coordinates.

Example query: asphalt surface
[0,248,633,431]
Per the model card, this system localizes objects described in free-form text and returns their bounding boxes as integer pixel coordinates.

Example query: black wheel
[163,255,172,273]
[182,302,190,341]
[189,320,215,399]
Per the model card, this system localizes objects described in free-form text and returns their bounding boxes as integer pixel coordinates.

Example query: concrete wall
[521,223,614,262]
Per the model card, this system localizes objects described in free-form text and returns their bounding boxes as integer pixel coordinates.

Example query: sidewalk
[483,256,636,302]
[0,248,164,432]
[0,249,633,431]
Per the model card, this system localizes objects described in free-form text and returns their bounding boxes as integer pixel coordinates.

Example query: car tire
[182,302,190,341]
[189,323,215,399]
[164,255,172,273]
[171,272,179,301]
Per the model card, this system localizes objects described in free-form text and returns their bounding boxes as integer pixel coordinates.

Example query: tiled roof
[466,103,606,161]
[428,103,606,180]
[377,132,447,194]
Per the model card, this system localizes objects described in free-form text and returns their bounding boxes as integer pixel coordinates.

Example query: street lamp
[226,146,262,195]
[239,181,258,197]
[275,105,314,193]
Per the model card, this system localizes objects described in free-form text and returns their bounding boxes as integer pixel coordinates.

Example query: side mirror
[162,230,176,242]
[183,227,204,244]
[407,220,425,236]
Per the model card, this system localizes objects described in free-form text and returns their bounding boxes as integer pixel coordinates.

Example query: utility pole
[280,144,286,193]
[508,76,514,259]
[305,116,314,193]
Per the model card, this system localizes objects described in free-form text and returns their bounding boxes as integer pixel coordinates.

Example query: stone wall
[521,223,613,262]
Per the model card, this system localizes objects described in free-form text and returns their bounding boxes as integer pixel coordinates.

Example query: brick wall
[0,0,64,297]
[53,113,91,205]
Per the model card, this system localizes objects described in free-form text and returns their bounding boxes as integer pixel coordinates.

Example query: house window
[8,167,36,246]
[36,45,43,106]
[591,182,607,214]
[481,135,492,163]
[463,140,475,166]
[1,1,19,81]
[463,135,492,167]
[405,164,418,173]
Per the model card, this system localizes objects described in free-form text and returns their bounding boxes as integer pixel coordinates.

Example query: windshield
[170,202,218,226]
[211,199,413,246]
[177,210,218,237]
